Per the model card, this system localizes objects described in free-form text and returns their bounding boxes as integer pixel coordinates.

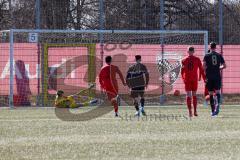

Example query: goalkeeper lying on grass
[54,85,98,108]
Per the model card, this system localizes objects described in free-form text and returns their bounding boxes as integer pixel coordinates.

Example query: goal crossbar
[4,29,208,35]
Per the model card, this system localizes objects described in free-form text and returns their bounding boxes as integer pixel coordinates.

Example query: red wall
[0,44,239,96]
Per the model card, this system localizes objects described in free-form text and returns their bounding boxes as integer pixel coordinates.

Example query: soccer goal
[0,29,208,107]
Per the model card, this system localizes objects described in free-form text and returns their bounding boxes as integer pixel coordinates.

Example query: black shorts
[131,87,145,98]
[206,79,221,91]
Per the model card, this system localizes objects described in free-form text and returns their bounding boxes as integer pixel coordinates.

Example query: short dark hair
[210,42,216,49]
[188,46,194,52]
[105,56,112,63]
[57,90,64,96]
[135,55,141,61]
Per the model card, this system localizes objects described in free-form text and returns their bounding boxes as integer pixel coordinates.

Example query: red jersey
[181,55,205,82]
[99,64,125,92]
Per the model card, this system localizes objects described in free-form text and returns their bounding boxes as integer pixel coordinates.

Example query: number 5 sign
[29,33,38,43]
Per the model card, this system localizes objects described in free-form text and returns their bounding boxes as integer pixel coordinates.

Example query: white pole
[36,0,41,29]
[219,0,223,48]
[204,31,208,55]
[219,0,224,95]
[9,29,14,108]
[99,0,105,67]
[160,0,165,102]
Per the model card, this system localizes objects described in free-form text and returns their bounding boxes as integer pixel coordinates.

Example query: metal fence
[1,0,240,107]
[0,29,208,107]
[1,0,240,45]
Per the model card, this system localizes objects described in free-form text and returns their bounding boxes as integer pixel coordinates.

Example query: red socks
[193,96,198,116]
[186,96,198,117]
[186,97,192,117]
[112,100,118,113]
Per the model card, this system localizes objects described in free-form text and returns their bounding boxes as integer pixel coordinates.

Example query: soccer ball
[174,90,180,96]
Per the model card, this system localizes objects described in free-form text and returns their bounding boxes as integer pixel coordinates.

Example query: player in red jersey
[181,46,205,117]
[99,56,126,117]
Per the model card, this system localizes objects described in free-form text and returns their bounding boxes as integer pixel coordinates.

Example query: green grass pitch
[0,105,240,160]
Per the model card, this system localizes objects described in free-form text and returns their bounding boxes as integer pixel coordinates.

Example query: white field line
[0,117,131,122]
[0,119,59,122]
[0,104,240,109]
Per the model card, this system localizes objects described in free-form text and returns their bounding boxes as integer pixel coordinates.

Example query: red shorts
[204,86,209,96]
[184,80,198,91]
[106,92,117,102]
[104,84,118,101]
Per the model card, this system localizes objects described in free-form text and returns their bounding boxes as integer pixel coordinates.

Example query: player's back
[126,63,149,89]
[204,51,224,80]
[182,55,201,81]
[127,63,148,76]
[99,64,118,81]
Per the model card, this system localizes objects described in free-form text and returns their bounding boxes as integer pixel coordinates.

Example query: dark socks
[216,93,221,105]
[140,98,145,108]
[134,100,139,111]
[210,95,215,113]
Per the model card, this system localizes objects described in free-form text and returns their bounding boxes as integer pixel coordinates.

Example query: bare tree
[0,0,240,44]
[41,0,70,29]
[0,0,10,30]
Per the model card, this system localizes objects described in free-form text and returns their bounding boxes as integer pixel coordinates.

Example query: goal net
[0,29,208,107]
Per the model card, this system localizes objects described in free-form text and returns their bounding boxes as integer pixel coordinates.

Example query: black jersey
[203,51,225,80]
[126,63,149,89]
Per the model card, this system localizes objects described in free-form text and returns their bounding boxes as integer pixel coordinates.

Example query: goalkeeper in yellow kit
[54,85,98,108]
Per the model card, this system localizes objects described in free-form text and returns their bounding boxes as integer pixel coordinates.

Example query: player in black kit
[126,55,149,116]
[203,42,226,116]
